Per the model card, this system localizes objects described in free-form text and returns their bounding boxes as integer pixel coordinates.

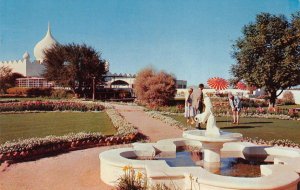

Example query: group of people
[184,84,205,126]
[184,84,242,127]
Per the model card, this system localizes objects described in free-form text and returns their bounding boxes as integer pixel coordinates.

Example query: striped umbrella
[207,77,229,90]
[236,81,247,90]
[247,85,257,91]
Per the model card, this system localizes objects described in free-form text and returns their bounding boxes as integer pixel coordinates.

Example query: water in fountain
[156,150,272,178]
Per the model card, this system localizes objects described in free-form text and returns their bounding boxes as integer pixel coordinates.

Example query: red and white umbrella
[207,77,229,90]
[236,81,247,90]
[247,85,257,91]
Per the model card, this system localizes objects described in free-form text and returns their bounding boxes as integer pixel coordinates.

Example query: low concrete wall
[99,138,300,190]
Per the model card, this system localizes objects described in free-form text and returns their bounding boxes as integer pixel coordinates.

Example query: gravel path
[0,104,183,190]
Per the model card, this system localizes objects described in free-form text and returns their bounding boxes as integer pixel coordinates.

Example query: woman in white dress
[185,88,196,124]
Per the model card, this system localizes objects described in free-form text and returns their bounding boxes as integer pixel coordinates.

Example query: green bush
[27,88,52,97]
[6,87,53,97]
[6,87,29,95]
[134,68,177,107]
[50,89,74,99]
[281,91,295,105]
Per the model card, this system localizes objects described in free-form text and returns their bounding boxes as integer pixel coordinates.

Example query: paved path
[0,105,183,190]
[114,104,182,142]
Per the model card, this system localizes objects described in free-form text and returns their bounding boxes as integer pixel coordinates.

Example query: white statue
[194,96,220,137]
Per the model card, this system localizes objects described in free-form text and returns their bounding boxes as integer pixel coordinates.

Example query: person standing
[197,83,205,114]
[185,88,195,125]
[228,92,242,124]
[193,83,204,129]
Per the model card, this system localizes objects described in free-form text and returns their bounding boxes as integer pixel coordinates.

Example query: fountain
[99,96,300,190]
[183,96,242,171]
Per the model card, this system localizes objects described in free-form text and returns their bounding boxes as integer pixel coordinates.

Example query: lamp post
[92,77,96,102]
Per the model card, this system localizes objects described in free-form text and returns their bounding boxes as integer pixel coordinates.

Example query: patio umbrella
[236,81,247,90]
[247,85,257,91]
[207,77,229,90]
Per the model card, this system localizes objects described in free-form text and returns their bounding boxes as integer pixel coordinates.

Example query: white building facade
[1,23,187,92]
[0,52,45,77]
[0,23,57,78]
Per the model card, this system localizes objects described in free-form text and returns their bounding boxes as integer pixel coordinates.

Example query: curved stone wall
[99,138,300,190]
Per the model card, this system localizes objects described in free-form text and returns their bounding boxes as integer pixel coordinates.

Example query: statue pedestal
[183,130,242,171]
[202,142,224,163]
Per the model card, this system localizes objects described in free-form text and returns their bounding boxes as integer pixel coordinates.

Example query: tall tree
[43,43,107,96]
[0,66,23,94]
[231,12,300,106]
[134,68,177,107]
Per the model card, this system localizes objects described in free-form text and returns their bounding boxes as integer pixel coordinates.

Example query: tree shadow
[217,120,233,123]
[217,121,273,124]
[242,121,273,124]
[220,125,262,129]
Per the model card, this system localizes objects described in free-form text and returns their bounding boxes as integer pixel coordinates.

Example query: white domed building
[34,23,58,63]
[0,23,58,87]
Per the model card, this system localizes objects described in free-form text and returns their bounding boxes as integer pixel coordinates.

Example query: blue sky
[0,0,299,85]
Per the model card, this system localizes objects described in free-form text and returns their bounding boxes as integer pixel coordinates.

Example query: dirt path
[0,105,183,190]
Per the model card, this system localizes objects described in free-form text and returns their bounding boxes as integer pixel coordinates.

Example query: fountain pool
[100,138,300,190]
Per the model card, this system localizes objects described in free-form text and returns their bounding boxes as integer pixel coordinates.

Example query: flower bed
[242,137,300,148]
[0,132,138,163]
[0,101,105,112]
[105,109,138,135]
[0,99,19,103]
[214,107,300,120]
[149,104,299,120]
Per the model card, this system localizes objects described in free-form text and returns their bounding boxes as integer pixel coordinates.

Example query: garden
[143,90,300,147]
[0,99,139,163]
[0,8,300,190]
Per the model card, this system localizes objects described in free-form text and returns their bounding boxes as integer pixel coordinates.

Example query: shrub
[27,88,52,97]
[241,98,268,108]
[50,89,74,99]
[6,87,29,95]
[288,108,299,118]
[0,66,24,93]
[134,68,176,107]
[281,91,295,105]
[6,87,53,97]
[118,90,132,99]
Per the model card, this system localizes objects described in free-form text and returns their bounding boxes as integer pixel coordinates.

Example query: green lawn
[170,115,300,144]
[0,112,116,144]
